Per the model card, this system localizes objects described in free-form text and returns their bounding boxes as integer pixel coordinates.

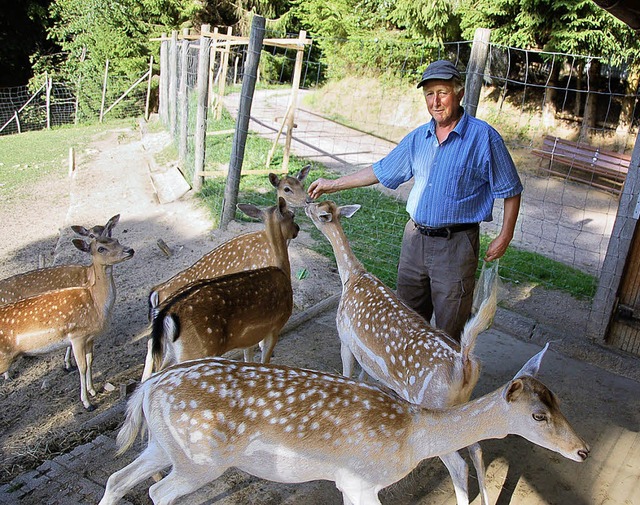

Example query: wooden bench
[532,135,631,195]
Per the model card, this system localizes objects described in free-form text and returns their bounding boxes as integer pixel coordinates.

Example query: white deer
[0,234,134,410]
[304,200,497,505]
[141,199,299,381]
[98,343,589,505]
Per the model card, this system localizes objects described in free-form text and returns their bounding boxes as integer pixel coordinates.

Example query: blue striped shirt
[373,109,523,227]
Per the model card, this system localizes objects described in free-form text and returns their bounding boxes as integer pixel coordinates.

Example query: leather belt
[413,221,479,238]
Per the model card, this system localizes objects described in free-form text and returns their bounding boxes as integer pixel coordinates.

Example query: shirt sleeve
[488,132,523,199]
[372,130,421,190]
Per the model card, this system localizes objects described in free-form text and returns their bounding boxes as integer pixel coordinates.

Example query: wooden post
[464,28,491,118]
[220,15,265,229]
[193,24,211,192]
[282,30,306,171]
[234,56,239,85]
[169,30,179,136]
[145,55,154,120]
[587,133,640,343]
[14,111,21,134]
[179,28,190,163]
[159,33,169,124]
[208,28,220,110]
[99,59,109,123]
[45,75,51,130]
[68,147,75,176]
[215,26,233,120]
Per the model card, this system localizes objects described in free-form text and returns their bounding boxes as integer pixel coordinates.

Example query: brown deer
[98,344,589,505]
[0,214,120,306]
[304,200,498,505]
[0,234,134,410]
[268,164,312,208]
[147,198,298,317]
[0,214,120,371]
[141,199,298,381]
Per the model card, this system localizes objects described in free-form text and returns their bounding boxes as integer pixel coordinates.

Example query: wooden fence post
[220,15,265,229]
[45,75,52,130]
[99,59,109,123]
[179,28,190,163]
[169,30,179,136]
[282,30,306,171]
[145,55,154,120]
[159,33,169,124]
[464,28,491,118]
[193,24,211,192]
[215,26,233,120]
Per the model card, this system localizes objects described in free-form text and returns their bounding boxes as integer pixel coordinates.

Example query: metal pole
[220,15,265,229]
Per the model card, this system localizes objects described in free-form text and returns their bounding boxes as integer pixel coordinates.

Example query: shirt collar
[426,107,468,139]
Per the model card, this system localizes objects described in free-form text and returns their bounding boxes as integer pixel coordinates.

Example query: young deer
[0,214,120,306]
[268,164,312,208]
[0,235,134,410]
[0,215,120,371]
[141,199,299,381]
[147,198,298,318]
[305,200,497,505]
[98,344,589,505]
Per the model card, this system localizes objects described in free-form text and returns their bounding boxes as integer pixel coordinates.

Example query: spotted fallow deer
[0,234,134,410]
[268,164,312,208]
[147,197,298,318]
[305,200,498,505]
[140,199,299,381]
[98,344,589,505]
[0,215,121,371]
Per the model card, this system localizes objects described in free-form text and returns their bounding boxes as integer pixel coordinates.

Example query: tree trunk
[617,63,640,148]
[543,57,560,128]
[580,59,600,141]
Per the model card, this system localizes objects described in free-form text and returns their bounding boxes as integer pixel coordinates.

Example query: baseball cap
[416,60,462,88]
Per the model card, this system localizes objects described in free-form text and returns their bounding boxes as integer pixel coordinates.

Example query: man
[307,59,523,341]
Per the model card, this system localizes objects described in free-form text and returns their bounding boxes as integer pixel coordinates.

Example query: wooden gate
[607,223,640,356]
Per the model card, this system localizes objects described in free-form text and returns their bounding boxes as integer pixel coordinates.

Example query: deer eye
[98,246,107,253]
[532,413,547,422]
[284,187,293,193]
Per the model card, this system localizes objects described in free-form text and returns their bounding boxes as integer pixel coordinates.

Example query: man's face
[422,79,464,128]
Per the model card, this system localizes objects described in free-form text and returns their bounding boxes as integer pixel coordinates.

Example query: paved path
[1,301,639,504]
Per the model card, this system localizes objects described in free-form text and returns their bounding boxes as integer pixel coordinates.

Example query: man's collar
[426,107,468,138]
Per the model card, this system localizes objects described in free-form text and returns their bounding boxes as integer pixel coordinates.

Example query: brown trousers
[396,220,480,341]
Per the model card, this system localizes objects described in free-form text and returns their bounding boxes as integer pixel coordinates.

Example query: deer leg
[336,474,381,505]
[63,346,75,371]
[70,339,93,411]
[340,343,356,378]
[439,451,470,505]
[243,346,257,362]
[99,441,169,505]
[259,333,278,364]
[148,465,222,505]
[468,442,489,505]
[85,339,96,397]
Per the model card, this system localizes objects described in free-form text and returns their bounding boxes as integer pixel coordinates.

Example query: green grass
[0,119,135,201]
[194,116,597,299]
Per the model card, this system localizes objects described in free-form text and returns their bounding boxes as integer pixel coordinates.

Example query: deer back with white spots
[304,200,498,505]
[268,164,312,208]
[147,198,298,317]
[98,344,589,505]
[0,233,134,410]
[141,199,299,381]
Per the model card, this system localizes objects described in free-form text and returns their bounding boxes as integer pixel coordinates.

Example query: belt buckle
[444,227,452,239]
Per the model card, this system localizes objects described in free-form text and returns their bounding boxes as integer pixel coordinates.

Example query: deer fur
[98,344,589,505]
[268,164,312,208]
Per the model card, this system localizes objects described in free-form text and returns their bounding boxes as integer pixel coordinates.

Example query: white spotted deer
[141,199,299,381]
[98,344,589,505]
[0,215,121,371]
[0,234,134,410]
[147,198,298,317]
[305,200,497,505]
[268,164,312,208]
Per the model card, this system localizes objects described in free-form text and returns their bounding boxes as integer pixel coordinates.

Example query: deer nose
[578,446,590,461]
[124,247,135,257]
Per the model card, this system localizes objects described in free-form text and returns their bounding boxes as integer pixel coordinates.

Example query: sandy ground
[0,119,638,505]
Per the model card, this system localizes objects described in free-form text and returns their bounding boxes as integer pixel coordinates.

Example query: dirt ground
[0,121,342,485]
[1,120,638,505]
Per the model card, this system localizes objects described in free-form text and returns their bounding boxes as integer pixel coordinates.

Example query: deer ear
[72,238,90,252]
[317,209,333,222]
[298,164,311,181]
[339,205,361,219]
[237,203,262,220]
[71,225,90,237]
[278,196,288,214]
[503,379,524,402]
[104,214,120,236]
[268,173,279,188]
[513,342,549,380]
